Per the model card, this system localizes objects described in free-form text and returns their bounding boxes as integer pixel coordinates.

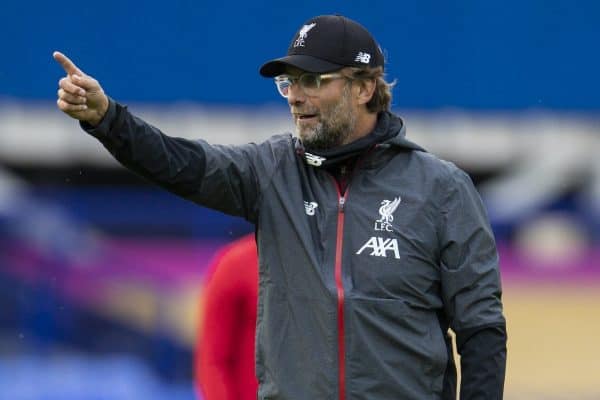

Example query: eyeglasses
[274,72,346,98]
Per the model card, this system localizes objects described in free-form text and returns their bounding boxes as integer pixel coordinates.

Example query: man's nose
[287,83,306,106]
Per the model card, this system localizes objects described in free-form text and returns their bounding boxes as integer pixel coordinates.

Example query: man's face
[286,68,358,151]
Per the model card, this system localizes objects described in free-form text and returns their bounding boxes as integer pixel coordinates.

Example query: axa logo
[356,237,401,259]
[375,196,401,232]
[294,23,316,47]
[304,201,318,216]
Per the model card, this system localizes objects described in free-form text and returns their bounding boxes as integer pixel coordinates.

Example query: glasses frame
[274,72,347,98]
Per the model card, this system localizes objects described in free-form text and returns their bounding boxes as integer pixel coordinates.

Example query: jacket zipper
[332,180,347,400]
[328,147,374,400]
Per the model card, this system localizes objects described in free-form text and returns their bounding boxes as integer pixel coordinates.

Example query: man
[196,234,259,400]
[54,14,506,400]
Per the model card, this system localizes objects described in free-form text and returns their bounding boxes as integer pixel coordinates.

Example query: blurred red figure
[196,234,259,400]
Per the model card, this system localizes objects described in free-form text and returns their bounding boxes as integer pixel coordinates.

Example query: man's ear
[355,78,376,106]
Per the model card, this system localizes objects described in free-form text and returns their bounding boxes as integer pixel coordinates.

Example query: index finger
[53,51,84,76]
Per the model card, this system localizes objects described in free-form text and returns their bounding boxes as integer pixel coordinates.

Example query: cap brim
[259,54,343,77]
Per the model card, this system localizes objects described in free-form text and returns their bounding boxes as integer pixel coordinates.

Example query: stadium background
[1,1,599,398]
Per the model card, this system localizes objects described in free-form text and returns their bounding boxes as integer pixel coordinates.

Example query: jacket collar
[295,111,425,167]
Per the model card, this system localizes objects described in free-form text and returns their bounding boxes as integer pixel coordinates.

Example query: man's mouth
[295,113,318,122]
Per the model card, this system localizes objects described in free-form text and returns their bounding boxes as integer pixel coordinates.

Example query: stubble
[296,84,357,152]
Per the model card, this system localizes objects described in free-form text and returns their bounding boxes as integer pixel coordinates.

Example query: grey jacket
[85,101,505,399]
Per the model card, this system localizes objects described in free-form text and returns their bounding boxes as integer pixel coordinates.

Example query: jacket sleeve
[456,324,507,400]
[80,99,283,223]
[438,167,507,399]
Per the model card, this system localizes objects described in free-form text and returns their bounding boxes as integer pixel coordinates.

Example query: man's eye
[301,75,319,88]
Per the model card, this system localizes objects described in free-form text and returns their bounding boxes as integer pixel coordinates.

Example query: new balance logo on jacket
[304,152,326,167]
[304,201,318,216]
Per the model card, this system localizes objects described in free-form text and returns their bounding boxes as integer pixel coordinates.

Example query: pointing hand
[53,51,109,126]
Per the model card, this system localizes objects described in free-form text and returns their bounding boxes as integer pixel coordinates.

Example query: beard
[295,85,357,152]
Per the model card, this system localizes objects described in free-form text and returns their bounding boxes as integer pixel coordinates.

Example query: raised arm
[51,51,285,222]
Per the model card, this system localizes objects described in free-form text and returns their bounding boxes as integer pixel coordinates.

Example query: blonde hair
[343,67,395,113]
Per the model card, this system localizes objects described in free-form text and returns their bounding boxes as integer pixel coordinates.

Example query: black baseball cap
[259,15,384,77]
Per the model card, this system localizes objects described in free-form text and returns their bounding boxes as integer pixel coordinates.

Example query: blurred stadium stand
[1,1,599,398]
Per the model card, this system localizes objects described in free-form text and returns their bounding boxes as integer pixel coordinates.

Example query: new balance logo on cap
[355,52,371,64]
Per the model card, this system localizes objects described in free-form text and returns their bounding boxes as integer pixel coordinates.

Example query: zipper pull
[339,196,346,212]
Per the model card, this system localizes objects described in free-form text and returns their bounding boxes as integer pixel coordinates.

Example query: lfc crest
[374,197,401,232]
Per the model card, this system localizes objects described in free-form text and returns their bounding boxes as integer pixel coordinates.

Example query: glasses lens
[274,73,336,98]
[275,76,291,97]
[299,73,320,90]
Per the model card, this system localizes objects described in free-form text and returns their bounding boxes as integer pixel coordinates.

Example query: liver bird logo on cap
[294,23,316,47]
